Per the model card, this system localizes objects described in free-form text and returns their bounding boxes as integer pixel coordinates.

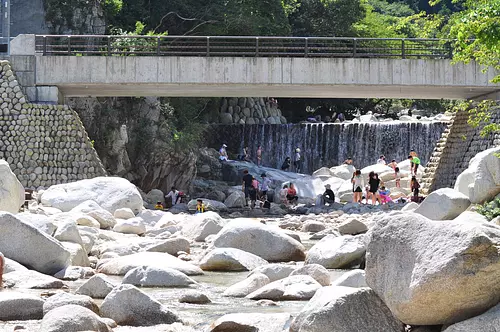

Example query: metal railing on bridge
[35,35,453,59]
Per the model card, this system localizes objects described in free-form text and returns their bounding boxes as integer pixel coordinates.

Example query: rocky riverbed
[0,146,499,332]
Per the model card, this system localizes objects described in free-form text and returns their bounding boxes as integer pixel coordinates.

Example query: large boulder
[0,291,44,320]
[16,213,57,235]
[76,274,117,299]
[40,177,143,214]
[210,313,292,332]
[187,199,228,212]
[113,217,146,235]
[223,273,271,298]
[122,266,196,287]
[96,252,203,276]
[414,188,471,220]
[0,213,70,275]
[180,212,227,242]
[224,191,246,208]
[199,247,269,272]
[443,302,500,332]
[40,304,112,332]
[290,286,404,332]
[246,275,322,301]
[248,263,297,282]
[305,234,366,269]
[213,220,306,262]
[289,264,330,286]
[331,269,367,288]
[455,146,500,204]
[3,270,66,289]
[43,292,99,315]
[0,160,24,213]
[366,212,500,325]
[143,237,190,255]
[101,284,181,326]
[330,164,356,180]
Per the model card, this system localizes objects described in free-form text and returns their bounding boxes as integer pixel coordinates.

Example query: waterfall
[205,122,448,174]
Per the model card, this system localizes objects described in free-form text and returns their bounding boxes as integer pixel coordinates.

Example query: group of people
[281,148,303,173]
[242,170,272,209]
[219,144,264,167]
[154,187,186,210]
[350,149,422,205]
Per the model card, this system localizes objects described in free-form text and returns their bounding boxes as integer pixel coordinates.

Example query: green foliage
[447,0,500,83]
[289,0,366,36]
[109,21,168,55]
[476,196,500,221]
[450,100,500,137]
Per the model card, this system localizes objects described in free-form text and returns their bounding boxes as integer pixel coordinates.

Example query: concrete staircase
[421,108,500,195]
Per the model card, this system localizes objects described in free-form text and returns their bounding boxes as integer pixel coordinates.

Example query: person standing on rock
[368,171,381,205]
[294,148,302,173]
[394,167,401,188]
[388,159,398,170]
[410,176,420,202]
[256,145,263,166]
[219,144,228,162]
[260,173,271,200]
[352,170,364,203]
[408,155,421,176]
[242,170,253,207]
[165,187,179,207]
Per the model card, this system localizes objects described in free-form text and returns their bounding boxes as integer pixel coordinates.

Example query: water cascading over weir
[205,122,448,174]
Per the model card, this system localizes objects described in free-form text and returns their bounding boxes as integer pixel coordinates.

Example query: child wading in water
[394,167,401,188]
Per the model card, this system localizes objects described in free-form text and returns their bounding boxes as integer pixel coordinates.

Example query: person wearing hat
[322,184,335,206]
[219,144,228,162]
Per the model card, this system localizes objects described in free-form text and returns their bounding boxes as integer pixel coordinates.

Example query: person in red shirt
[287,183,299,205]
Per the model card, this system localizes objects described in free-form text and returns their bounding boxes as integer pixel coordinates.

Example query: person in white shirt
[165,187,179,206]
[377,155,386,165]
[219,144,228,161]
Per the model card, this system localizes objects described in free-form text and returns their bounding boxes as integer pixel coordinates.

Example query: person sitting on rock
[154,201,164,210]
[287,183,299,205]
[219,144,228,162]
[379,186,392,204]
[281,157,291,171]
[322,184,335,206]
[196,199,205,214]
[280,185,289,205]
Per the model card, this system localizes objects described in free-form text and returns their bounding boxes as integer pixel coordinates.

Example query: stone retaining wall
[421,108,500,193]
[219,97,287,125]
[0,60,106,189]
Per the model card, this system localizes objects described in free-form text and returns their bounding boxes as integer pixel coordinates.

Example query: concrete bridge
[7,34,500,103]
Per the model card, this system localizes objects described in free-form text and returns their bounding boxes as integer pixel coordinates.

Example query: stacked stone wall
[219,97,287,125]
[421,108,500,193]
[0,60,106,189]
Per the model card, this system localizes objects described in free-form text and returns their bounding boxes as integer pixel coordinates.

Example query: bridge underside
[58,83,498,100]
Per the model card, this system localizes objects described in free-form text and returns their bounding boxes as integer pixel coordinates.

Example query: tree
[447,0,500,83]
[288,0,366,36]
